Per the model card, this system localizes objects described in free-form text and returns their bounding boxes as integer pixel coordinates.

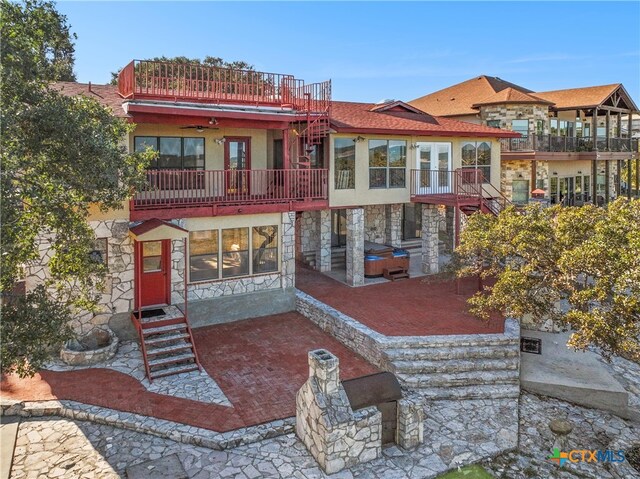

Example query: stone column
[346,207,364,286]
[421,204,439,274]
[444,206,455,253]
[316,209,332,272]
[384,203,402,248]
[308,349,340,395]
[281,211,296,289]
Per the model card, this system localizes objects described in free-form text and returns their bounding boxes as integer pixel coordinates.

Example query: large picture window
[511,119,529,138]
[461,141,491,182]
[368,140,406,188]
[334,138,355,189]
[134,136,205,170]
[188,225,279,282]
[189,230,218,282]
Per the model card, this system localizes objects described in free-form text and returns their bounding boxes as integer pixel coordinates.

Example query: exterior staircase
[381,335,521,400]
[132,306,202,381]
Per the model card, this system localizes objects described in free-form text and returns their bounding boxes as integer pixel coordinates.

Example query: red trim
[129,112,290,130]
[331,125,520,138]
[126,103,302,122]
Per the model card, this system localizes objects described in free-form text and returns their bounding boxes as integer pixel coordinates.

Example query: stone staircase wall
[296,290,521,400]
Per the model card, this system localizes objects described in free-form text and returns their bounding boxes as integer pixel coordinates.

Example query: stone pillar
[384,204,402,248]
[308,349,340,395]
[281,211,296,289]
[346,208,364,286]
[316,209,332,272]
[421,204,439,274]
[444,206,456,253]
[396,393,425,450]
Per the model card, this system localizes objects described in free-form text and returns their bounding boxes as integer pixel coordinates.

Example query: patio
[0,312,377,432]
[296,264,504,336]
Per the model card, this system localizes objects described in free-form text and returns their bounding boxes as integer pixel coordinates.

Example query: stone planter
[60,327,119,366]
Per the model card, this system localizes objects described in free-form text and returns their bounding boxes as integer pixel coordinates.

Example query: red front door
[138,240,170,307]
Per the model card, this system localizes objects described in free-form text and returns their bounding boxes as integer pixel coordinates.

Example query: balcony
[130,169,329,220]
[500,134,639,153]
[117,60,331,113]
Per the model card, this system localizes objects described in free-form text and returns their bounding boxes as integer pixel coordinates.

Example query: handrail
[118,59,331,112]
[131,168,328,210]
[500,134,637,153]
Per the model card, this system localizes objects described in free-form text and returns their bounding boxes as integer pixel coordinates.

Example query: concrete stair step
[392,357,519,374]
[149,363,199,380]
[383,336,519,349]
[146,341,193,357]
[144,332,191,346]
[142,323,188,336]
[398,369,520,388]
[410,384,520,400]
[148,352,195,368]
[385,345,520,361]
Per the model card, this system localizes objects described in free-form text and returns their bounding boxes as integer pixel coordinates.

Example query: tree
[109,55,255,85]
[1,0,153,376]
[453,199,640,361]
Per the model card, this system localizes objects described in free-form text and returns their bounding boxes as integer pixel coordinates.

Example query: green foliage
[1,0,152,376]
[454,200,640,360]
[109,55,255,85]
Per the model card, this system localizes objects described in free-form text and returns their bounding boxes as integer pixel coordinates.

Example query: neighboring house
[410,76,639,206]
[30,60,516,380]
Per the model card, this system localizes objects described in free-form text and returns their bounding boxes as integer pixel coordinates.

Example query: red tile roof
[330,100,519,138]
[409,75,532,117]
[472,88,554,108]
[51,82,128,118]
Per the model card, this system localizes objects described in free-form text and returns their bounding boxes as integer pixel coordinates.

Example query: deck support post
[346,208,364,287]
[421,204,439,275]
[316,209,332,272]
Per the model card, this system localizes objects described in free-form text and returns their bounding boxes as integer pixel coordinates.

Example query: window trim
[334,138,356,190]
[461,140,492,184]
[368,139,407,189]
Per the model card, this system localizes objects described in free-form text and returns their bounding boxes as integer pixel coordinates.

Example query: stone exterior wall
[480,103,550,135]
[299,211,319,253]
[364,205,386,244]
[26,219,134,335]
[384,204,402,248]
[296,349,382,474]
[346,208,365,287]
[501,160,533,203]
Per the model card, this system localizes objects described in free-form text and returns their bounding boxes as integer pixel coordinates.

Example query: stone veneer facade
[27,212,296,334]
[421,205,439,274]
[479,103,550,135]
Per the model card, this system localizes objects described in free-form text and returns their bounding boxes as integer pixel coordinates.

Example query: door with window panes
[415,142,451,194]
[138,240,170,307]
[224,138,251,195]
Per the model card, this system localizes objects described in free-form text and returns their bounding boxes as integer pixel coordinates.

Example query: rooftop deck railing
[117,60,331,113]
[131,168,329,211]
[500,134,638,153]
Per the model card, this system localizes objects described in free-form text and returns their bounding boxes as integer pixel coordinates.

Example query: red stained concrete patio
[0,312,377,432]
[296,264,505,336]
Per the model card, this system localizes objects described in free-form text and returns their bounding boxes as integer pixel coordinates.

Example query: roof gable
[369,100,425,114]
[472,87,555,108]
[534,83,638,111]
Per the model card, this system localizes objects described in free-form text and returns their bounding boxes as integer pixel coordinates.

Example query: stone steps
[383,336,519,350]
[384,344,520,361]
[391,357,519,375]
[409,383,521,400]
[397,369,520,389]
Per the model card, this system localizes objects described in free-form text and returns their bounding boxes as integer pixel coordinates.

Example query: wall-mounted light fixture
[196,126,204,133]
[209,117,218,125]
[409,143,418,149]
[577,170,582,174]
[214,138,226,145]
[518,174,523,178]
[353,136,365,143]
[553,171,558,176]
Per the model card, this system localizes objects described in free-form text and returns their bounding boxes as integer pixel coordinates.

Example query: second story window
[487,120,501,129]
[134,136,205,170]
[461,141,491,183]
[511,119,529,138]
[334,138,355,189]
[368,140,407,189]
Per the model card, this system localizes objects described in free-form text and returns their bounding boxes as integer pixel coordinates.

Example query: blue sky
[58,1,640,103]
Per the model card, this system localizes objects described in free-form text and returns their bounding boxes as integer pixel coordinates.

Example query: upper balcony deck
[117,60,331,114]
[500,134,638,156]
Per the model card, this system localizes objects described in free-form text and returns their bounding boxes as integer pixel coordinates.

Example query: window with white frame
[368,140,407,188]
[461,141,491,182]
[189,226,278,282]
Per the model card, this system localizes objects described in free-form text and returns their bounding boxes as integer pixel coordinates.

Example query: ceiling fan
[179,125,218,132]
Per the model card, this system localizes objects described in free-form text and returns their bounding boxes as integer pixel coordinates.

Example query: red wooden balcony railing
[117,60,331,113]
[131,169,329,211]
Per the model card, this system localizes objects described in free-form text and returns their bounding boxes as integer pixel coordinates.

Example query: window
[511,120,529,138]
[550,177,559,204]
[487,120,501,129]
[536,120,545,135]
[252,226,278,273]
[368,139,406,188]
[334,138,355,189]
[134,136,205,170]
[142,241,163,272]
[550,119,558,135]
[222,228,249,278]
[461,141,491,182]
[189,230,219,282]
[89,238,108,266]
[512,180,530,205]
